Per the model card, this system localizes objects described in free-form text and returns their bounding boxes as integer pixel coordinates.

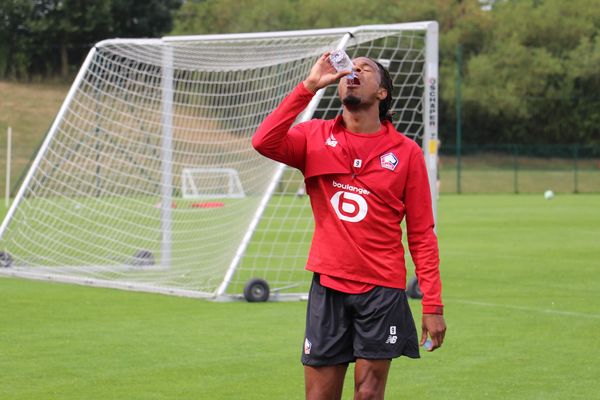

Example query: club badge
[380,152,398,171]
[304,338,312,354]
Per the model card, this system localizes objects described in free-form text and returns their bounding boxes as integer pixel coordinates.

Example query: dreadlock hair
[373,60,394,122]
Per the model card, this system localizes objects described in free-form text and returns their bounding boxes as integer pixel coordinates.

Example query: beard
[342,95,361,107]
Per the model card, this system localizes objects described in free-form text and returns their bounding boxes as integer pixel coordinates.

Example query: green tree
[27,0,112,78]
[0,0,35,79]
[171,0,492,146]
[110,0,183,38]
[0,0,183,80]
[172,0,468,35]
[457,0,600,145]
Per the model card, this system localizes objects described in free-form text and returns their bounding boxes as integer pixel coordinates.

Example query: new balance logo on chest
[325,134,338,147]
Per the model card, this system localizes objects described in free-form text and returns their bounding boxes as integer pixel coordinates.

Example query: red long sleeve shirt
[252,83,443,314]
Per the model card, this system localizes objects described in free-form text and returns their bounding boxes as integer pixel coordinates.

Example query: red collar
[332,115,407,146]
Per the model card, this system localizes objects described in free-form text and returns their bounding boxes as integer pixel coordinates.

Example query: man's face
[338,57,387,109]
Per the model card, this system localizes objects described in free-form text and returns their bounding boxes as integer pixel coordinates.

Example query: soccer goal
[0,22,439,301]
[181,168,245,199]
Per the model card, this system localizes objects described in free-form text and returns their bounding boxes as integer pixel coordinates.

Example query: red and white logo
[304,338,312,354]
[380,152,398,171]
[330,191,368,223]
[325,133,338,147]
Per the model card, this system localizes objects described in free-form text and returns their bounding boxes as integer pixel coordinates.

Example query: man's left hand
[421,314,446,352]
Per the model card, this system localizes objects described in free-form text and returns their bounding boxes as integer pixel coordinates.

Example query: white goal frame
[0,22,439,301]
[181,167,246,199]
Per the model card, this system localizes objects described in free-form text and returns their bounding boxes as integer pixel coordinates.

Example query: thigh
[301,274,355,366]
[354,359,391,399]
[350,286,420,360]
[305,364,348,400]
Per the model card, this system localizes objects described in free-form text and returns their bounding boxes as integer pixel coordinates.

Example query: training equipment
[406,276,424,299]
[243,278,270,302]
[181,168,245,199]
[544,190,555,200]
[0,22,439,300]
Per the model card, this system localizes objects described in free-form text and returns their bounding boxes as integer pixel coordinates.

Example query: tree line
[1,0,598,146]
[0,0,182,79]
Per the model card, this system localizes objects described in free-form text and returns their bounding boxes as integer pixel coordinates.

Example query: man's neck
[342,108,381,134]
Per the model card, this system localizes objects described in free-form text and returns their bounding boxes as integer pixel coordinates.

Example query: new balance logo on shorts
[386,326,398,344]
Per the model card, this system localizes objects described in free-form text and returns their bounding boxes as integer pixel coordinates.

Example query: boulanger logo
[330,191,368,223]
[332,180,370,195]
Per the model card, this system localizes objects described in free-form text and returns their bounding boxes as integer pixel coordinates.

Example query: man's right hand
[303,52,353,94]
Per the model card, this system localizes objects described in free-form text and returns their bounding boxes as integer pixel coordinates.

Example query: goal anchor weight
[406,277,423,299]
[0,252,12,268]
[131,250,155,267]
[243,278,270,302]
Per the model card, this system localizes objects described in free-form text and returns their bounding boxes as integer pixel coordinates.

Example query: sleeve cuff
[423,305,444,315]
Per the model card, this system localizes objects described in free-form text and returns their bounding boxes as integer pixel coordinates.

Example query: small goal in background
[181,168,245,199]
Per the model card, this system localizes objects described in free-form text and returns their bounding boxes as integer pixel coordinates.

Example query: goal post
[181,168,246,199]
[0,22,439,300]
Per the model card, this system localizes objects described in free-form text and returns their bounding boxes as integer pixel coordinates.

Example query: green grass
[1,194,599,399]
[3,196,261,267]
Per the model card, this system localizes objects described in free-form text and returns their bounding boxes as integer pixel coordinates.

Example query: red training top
[252,82,443,314]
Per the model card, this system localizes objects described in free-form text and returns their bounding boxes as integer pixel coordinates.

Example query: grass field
[1,194,599,399]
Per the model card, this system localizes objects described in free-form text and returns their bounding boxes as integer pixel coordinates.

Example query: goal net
[0,22,439,300]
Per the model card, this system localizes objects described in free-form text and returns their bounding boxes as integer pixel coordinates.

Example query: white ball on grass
[544,190,554,200]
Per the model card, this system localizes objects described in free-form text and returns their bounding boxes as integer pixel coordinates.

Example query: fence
[1,134,599,199]
[440,144,600,194]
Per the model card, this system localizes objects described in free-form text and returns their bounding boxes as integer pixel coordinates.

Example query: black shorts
[301,274,420,366]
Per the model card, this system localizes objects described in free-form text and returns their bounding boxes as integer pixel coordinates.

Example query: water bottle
[422,338,433,351]
[329,50,356,78]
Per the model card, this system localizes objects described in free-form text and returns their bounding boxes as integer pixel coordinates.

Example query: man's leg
[353,359,391,400]
[349,286,419,399]
[305,364,348,400]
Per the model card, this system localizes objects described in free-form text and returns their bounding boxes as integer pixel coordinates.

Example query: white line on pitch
[449,299,600,320]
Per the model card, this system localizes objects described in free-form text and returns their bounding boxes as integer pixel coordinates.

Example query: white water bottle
[329,50,356,78]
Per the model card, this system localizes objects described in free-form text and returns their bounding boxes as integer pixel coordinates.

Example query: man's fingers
[421,314,446,352]
[420,327,428,346]
[426,336,440,352]
[428,329,446,351]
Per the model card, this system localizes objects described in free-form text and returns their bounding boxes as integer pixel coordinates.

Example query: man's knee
[354,386,384,400]
[354,359,390,400]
